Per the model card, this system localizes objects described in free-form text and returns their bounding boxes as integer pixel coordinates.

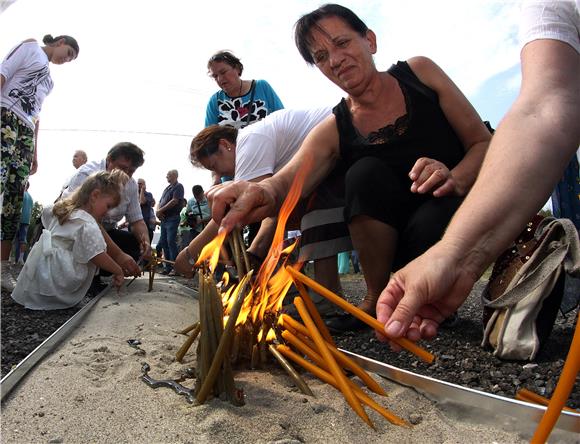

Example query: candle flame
[221,271,230,287]
[213,155,314,344]
[195,230,227,272]
[266,328,276,342]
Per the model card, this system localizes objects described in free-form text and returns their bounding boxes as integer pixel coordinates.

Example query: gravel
[1,270,105,379]
[2,271,578,410]
[335,275,579,409]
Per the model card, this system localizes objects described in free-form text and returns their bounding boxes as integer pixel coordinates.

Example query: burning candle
[531,313,580,443]
[294,297,373,429]
[277,345,408,427]
[195,229,227,272]
[286,267,434,364]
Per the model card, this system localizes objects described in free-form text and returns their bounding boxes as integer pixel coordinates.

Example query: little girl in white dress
[12,170,128,310]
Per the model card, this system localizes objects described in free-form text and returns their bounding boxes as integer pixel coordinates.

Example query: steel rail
[340,349,580,434]
[1,285,111,402]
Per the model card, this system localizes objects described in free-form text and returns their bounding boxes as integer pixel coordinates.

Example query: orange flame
[266,328,277,342]
[221,271,230,287]
[249,156,312,324]
[217,156,313,342]
[195,229,227,272]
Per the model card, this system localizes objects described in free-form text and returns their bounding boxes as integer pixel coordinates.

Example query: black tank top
[332,61,465,185]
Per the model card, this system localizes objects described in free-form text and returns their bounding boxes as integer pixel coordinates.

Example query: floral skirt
[1,107,34,241]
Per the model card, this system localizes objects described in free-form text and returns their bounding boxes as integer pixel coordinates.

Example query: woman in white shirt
[1,34,79,290]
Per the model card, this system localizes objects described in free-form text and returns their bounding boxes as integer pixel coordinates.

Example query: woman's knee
[344,158,406,228]
[345,157,388,196]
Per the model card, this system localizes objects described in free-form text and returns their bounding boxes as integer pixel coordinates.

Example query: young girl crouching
[11,170,128,310]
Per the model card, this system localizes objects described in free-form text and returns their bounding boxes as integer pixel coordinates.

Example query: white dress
[11,206,106,310]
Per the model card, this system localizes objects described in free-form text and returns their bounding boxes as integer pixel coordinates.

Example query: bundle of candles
[171,164,438,429]
[175,226,435,427]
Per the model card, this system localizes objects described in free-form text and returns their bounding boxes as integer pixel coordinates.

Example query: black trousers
[100,229,141,276]
[344,156,463,271]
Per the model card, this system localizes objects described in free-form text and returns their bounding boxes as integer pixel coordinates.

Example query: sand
[1,278,533,443]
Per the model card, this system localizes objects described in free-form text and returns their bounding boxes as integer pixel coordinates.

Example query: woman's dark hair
[190,125,238,168]
[42,34,80,57]
[107,142,145,168]
[207,50,244,75]
[294,4,368,65]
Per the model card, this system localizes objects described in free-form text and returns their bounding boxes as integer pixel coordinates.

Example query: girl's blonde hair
[53,170,129,224]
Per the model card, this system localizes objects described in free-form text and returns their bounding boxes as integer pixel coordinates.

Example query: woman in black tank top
[209,5,491,331]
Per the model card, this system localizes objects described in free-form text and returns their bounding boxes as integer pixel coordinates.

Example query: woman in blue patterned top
[205,50,284,130]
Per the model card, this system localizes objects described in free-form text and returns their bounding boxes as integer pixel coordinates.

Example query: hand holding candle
[286,267,435,364]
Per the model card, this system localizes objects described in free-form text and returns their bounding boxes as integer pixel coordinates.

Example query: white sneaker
[1,261,17,292]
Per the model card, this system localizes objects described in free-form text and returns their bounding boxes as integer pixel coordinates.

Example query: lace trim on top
[354,79,412,146]
[366,112,410,144]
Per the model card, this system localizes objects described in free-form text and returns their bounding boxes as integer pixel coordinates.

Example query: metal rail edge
[340,349,580,434]
[1,285,111,402]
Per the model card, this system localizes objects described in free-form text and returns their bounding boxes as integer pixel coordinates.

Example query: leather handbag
[481,216,580,360]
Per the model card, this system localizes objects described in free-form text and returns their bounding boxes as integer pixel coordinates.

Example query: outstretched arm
[174,219,219,277]
[444,39,579,261]
[91,252,124,288]
[378,37,580,344]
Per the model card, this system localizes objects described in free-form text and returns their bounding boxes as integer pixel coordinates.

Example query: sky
[0,0,523,207]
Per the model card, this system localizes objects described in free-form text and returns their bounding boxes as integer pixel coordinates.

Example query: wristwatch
[185,247,196,266]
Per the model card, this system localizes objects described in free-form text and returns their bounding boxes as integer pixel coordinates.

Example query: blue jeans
[158,215,180,270]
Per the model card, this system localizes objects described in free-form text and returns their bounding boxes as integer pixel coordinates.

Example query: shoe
[168,270,176,276]
[440,312,460,329]
[161,269,170,275]
[325,313,370,334]
[281,289,342,320]
[1,261,18,292]
[88,276,108,295]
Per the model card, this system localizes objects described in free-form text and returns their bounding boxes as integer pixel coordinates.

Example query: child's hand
[112,273,125,290]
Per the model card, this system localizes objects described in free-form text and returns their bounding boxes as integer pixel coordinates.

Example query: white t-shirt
[520,0,580,54]
[63,159,143,228]
[0,40,53,129]
[234,107,332,182]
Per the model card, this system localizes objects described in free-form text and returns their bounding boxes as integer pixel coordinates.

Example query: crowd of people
[1,2,578,365]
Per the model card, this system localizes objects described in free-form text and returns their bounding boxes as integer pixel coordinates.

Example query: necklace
[238,79,243,96]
